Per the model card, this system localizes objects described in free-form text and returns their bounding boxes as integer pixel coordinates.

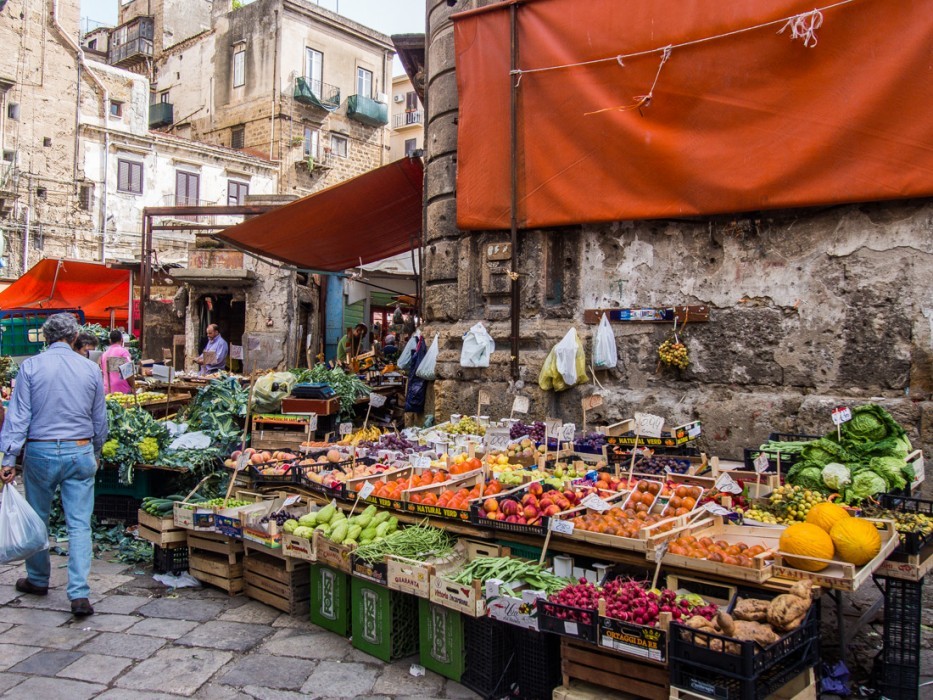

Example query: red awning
[216,158,424,271]
[0,258,130,324]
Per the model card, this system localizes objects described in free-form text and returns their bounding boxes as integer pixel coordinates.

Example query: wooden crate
[136,510,187,547]
[188,531,244,562]
[554,679,644,700]
[188,531,245,595]
[561,638,669,700]
[243,546,311,616]
[669,667,817,700]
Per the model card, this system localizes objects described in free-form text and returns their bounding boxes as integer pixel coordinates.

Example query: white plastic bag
[460,322,495,368]
[416,333,440,380]
[0,484,49,564]
[554,328,581,386]
[593,313,618,369]
[397,332,419,370]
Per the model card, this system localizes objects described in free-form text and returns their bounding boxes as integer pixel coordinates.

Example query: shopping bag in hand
[0,483,49,564]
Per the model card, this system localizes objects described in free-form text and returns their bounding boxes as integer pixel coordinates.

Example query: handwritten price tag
[831,406,852,426]
[634,412,664,438]
[307,414,318,432]
[545,419,562,437]
[512,396,530,414]
[478,389,491,406]
[581,493,611,512]
[410,454,431,469]
[715,472,743,495]
[549,518,575,535]
[368,393,387,408]
[119,362,135,380]
[358,481,375,500]
[581,394,604,411]
[484,428,512,451]
[753,452,770,473]
[235,453,250,471]
[230,344,244,360]
[339,422,353,436]
[282,494,301,507]
[704,502,733,517]
[560,423,576,442]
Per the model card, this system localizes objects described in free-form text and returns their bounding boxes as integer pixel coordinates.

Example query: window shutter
[130,162,142,194]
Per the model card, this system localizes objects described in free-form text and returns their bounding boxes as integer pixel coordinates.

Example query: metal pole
[509,3,520,380]
[139,214,150,357]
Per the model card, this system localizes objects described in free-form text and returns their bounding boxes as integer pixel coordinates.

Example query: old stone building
[421,0,933,460]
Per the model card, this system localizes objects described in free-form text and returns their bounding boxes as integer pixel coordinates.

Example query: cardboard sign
[634,412,664,438]
[582,394,604,412]
[339,422,353,436]
[478,389,491,406]
[307,414,318,432]
[106,357,123,373]
[511,396,530,414]
[230,344,244,360]
[368,393,387,408]
[704,502,733,516]
[545,419,563,437]
[410,454,431,469]
[754,452,770,473]
[358,481,375,500]
[715,472,743,495]
[581,493,611,512]
[282,494,301,507]
[549,518,575,535]
[831,406,852,425]
[484,428,512,451]
[560,423,576,442]
[235,453,250,471]
[119,362,135,380]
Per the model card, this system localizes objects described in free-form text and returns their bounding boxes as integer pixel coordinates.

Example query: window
[305,48,323,96]
[35,187,47,201]
[117,159,143,194]
[227,180,249,206]
[404,138,417,157]
[330,134,348,158]
[42,137,52,147]
[78,184,93,211]
[175,170,199,206]
[2,150,13,163]
[7,103,19,121]
[233,49,245,88]
[303,127,319,159]
[231,126,245,149]
[160,90,170,103]
[356,67,373,98]
[109,101,123,118]
[405,91,418,111]
[88,39,97,50]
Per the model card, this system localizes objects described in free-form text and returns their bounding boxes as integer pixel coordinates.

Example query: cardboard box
[387,556,434,598]
[484,580,544,631]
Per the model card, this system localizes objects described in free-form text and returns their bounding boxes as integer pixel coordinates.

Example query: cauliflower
[101,439,120,460]
[821,462,851,492]
[137,437,160,463]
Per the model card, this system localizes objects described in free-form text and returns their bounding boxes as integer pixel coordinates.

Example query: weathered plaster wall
[423,0,933,461]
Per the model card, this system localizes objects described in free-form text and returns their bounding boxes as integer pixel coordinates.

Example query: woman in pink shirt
[100,330,134,394]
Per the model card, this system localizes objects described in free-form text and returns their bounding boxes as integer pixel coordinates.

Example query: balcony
[293,77,341,111]
[392,110,423,129]
[347,94,388,127]
[149,102,173,129]
[108,16,154,66]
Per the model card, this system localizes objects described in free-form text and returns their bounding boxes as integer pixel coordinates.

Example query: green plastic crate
[419,598,464,682]
[95,466,154,499]
[497,539,544,561]
[351,576,418,662]
[310,564,351,636]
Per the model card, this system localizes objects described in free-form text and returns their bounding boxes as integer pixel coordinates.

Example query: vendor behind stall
[197,323,228,375]
[336,324,367,363]
[100,330,134,394]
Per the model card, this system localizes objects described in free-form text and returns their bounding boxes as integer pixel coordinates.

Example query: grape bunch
[439,416,486,436]
[511,421,545,442]
[260,509,292,526]
[636,456,691,475]
[574,432,607,452]
[658,339,689,369]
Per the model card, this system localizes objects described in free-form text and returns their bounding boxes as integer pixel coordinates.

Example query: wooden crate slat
[243,569,310,600]
[561,639,668,700]
[244,583,309,615]
[245,554,309,586]
[137,523,188,547]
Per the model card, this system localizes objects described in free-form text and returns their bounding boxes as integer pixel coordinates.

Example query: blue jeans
[22,441,97,600]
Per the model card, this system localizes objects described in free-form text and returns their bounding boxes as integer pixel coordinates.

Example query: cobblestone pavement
[0,554,481,699]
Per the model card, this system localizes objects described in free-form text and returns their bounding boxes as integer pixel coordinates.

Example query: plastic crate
[460,615,517,700]
[351,577,419,662]
[535,599,599,644]
[93,494,142,523]
[875,576,922,700]
[95,467,154,499]
[669,600,819,700]
[309,564,351,636]
[878,493,933,555]
[513,627,562,700]
[496,539,545,561]
[152,544,188,574]
[248,462,301,487]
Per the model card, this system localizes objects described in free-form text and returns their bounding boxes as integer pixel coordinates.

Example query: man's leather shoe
[70,598,94,617]
[15,578,48,596]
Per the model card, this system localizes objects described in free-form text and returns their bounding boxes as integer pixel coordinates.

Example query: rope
[778,9,824,47]
[584,45,672,116]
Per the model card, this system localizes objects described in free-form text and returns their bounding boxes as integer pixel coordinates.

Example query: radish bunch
[543,579,601,624]
[602,579,717,626]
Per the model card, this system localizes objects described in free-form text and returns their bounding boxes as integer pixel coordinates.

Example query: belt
[27,439,92,446]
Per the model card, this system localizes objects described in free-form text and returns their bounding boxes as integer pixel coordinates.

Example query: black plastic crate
[152,544,188,574]
[742,433,820,473]
[248,462,301,486]
[535,598,599,643]
[460,615,517,700]
[94,494,142,523]
[878,493,933,555]
[513,627,562,700]
[876,576,923,700]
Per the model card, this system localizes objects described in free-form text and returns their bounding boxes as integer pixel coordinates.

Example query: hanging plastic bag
[460,322,495,368]
[593,313,618,369]
[0,484,49,564]
[554,328,582,386]
[397,332,420,371]
[252,372,297,414]
[539,328,588,392]
[415,333,440,381]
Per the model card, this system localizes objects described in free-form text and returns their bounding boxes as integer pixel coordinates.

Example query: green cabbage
[866,456,908,492]
[821,463,851,492]
[800,438,853,467]
[840,404,906,444]
[787,462,829,494]
[843,471,887,504]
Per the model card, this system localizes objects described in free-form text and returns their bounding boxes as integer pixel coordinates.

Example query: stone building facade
[422,0,933,460]
[389,74,423,161]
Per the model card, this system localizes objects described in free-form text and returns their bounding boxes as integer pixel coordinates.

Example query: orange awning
[453,0,933,229]
[0,259,130,324]
[216,158,424,271]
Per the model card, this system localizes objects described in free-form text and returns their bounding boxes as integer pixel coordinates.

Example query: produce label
[715,472,743,495]
[550,519,575,535]
[581,493,612,512]
[339,422,353,436]
[703,502,732,516]
[560,423,576,442]
[358,481,375,500]
[634,412,665,438]
[512,395,530,414]
[307,414,318,432]
[235,453,250,471]
[831,406,852,425]
[368,393,387,408]
[545,419,563,438]
[754,452,770,473]
[230,344,244,360]
[484,428,512,451]
[478,389,490,406]
[319,567,337,620]
[598,617,667,662]
[282,495,301,507]
[582,394,604,411]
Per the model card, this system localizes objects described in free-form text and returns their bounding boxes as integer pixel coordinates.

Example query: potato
[733,599,770,622]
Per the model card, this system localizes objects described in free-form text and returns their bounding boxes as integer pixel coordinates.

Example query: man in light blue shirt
[196,324,228,375]
[0,313,107,617]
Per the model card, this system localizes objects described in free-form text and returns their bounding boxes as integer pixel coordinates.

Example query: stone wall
[423,0,933,461]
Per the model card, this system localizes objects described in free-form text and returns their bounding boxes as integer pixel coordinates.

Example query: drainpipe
[74,63,81,185]
[270,10,279,164]
[509,3,520,380]
[100,131,110,261]
[21,202,30,276]
[50,0,109,119]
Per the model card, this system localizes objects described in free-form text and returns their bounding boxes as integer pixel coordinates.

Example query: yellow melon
[779,522,834,571]
[806,502,850,533]
[830,518,882,566]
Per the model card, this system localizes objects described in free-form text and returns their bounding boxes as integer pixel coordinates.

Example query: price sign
[511,395,530,414]
[358,481,375,500]
[368,393,387,408]
[282,494,301,507]
[753,452,771,473]
[484,428,512,451]
[410,454,431,469]
[478,389,491,406]
[549,518,575,535]
[307,414,318,432]
[235,453,250,471]
[230,345,244,361]
[581,394,604,411]
[634,412,664,438]
[715,472,743,495]
[119,362,135,380]
[564,621,579,636]
[560,423,576,442]
[831,406,852,425]
[581,493,611,512]
[704,502,733,517]
[162,348,172,362]
[655,541,669,561]
[545,419,562,437]
[339,422,353,436]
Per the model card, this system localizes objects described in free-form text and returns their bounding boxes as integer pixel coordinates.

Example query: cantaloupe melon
[779,522,834,572]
